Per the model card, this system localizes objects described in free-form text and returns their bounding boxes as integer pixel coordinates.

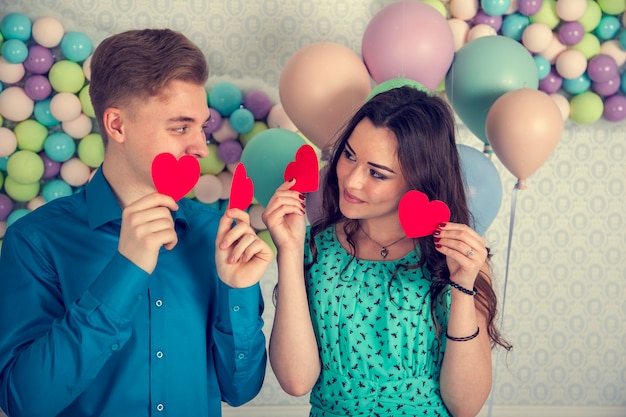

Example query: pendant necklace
[359,226,407,259]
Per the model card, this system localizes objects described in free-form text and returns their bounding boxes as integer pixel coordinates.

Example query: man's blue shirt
[0,168,267,417]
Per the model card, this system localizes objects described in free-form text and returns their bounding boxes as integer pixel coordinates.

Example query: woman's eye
[370,169,386,180]
[343,149,355,160]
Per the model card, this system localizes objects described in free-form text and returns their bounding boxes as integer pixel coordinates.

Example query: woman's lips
[343,189,364,204]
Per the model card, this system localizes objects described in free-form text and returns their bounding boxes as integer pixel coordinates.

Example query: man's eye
[175,127,188,133]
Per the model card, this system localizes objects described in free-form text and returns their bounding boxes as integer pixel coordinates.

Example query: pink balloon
[279,42,371,152]
[485,88,563,188]
[362,0,454,91]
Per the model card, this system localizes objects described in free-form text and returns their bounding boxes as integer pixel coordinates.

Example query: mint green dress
[306,226,452,417]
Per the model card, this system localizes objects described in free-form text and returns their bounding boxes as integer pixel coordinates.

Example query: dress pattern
[306,226,452,417]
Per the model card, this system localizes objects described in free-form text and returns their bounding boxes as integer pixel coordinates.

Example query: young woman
[262,86,510,417]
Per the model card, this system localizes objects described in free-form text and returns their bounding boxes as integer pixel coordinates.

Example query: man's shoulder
[9,192,85,232]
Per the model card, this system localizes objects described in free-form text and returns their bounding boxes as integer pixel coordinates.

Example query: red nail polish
[435,244,442,248]
[439,222,447,228]
[301,203,306,209]
[299,193,306,200]
[433,230,441,236]
[433,237,441,242]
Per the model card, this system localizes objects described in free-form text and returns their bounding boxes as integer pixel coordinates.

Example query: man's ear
[103,108,125,144]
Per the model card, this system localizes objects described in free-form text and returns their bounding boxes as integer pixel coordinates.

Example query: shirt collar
[85,167,190,230]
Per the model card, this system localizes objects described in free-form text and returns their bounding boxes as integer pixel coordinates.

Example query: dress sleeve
[0,226,150,417]
[212,281,267,406]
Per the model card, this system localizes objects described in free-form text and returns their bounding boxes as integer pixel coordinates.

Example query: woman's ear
[103,108,125,144]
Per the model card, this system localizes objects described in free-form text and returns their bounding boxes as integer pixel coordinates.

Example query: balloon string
[486,181,521,417]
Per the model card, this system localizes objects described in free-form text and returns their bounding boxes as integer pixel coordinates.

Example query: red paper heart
[229,162,254,210]
[151,153,200,201]
[283,144,319,193]
[398,190,451,238]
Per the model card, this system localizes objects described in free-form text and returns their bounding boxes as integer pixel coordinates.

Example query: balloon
[366,78,430,101]
[457,144,502,236]
[485,88,563,188]
[240,128,307,207]
[361,0,455,91]
[445,36,538,148]
[279,42,370,152]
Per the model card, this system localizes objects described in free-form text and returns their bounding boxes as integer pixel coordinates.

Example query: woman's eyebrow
[345,141,397,174]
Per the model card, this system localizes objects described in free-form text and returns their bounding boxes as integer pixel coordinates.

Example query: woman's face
[336,118,410,224]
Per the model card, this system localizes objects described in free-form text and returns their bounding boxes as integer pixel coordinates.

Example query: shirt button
[111,343,119,351]
[237,353,245,360]
[155,299,163,307]
[233,305,240,312]
[156,351,164,359]
[156,403,164,412]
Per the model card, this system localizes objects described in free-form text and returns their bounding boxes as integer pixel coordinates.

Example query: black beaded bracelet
[446,327,480,342]
[447,280,478,296]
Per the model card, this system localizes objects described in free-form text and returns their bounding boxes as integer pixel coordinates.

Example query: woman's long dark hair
[308,86,511,351]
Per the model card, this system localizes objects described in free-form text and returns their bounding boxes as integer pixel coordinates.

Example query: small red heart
[398,190,451,238]
[283,144,319,193]
[151,153,200,201]
[229,163,254,210]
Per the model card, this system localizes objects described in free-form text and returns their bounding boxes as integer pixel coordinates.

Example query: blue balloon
[240,128,307,207]
[60,31,93,62]
[562,74,591,95]
[457,144,502,236]
[208,82,243,117]
[500,13,530,41]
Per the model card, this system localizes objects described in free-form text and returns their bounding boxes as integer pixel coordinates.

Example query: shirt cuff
[216,281,263,333]
[87,252,151,319]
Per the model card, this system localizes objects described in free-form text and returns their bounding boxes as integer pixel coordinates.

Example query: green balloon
[6,150,44,184]
[199,143,226,175]
[79,85,95,118]
[597,0,625,14]
[0,170,4,189]
[240,128,306,207]
[570,33,601,60]
[529,0,560,29]
[257,229,276,259]
[240,121,268,147]
[366,78,431,101]
[14,119,48,151]
[570,92,604,125]
[578,0,602,32]
[77,133,104,168]
[48,60,85,93]
[3,176,41,202]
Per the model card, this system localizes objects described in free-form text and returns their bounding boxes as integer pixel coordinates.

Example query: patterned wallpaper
[1,0,624,412]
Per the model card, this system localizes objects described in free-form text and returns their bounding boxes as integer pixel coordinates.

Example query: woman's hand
[433,222,487,288]
[261,179,307,251]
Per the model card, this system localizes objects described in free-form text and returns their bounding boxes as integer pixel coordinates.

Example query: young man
[0,29,272,417]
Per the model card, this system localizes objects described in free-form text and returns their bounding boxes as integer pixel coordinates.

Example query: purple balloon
[603,94,626,122]
[518,0,542,16]
[23,45,55,74]
[587,54,618,83]
[473,10,503,32]
[40,152,62,179]
[203,108,223,136]
[558,22,584,46]
[243,90,272,120]
[592,75,621,97]
[24,74,52,100]
[0,193,14,221]
[538,68,563,94]
[217,139,243,164]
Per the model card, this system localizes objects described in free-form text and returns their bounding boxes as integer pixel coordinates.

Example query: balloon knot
[515,180,527,190]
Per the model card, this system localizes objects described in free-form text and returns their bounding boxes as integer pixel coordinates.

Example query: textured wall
[1,0,624,412]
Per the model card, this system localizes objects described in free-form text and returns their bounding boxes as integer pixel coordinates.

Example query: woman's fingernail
[438,222,447,228]
[299,193,306,200]
[433,230,441,236]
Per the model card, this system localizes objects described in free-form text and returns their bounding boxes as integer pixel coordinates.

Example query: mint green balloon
[6,150,44,184]
[529,0,560,29]
[367,78,431,101]
[14,119,48,151]
[77,133,104,168]
[570,33,601,60]
[578,0,602,32]
[48,60,85,93]
[199,143,225,175]
[240,128,307,207]
[3,176,41,202]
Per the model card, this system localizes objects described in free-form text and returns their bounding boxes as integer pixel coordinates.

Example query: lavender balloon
[603,94,626,122]
[538,69,563,94]
[23,45,55,74]
[518,0,542,16]
[587,54,618,83]
[203,108,222,136]
[473,10,503,32]
[0,193,14,221]
[558,22,584,46]
[24,74,52,101]
[592,75,621,97]
[40,152,62,179]
[243,90,272,120]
